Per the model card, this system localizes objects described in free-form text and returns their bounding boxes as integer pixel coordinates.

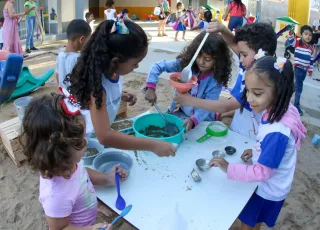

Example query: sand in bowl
[139,125,172,138]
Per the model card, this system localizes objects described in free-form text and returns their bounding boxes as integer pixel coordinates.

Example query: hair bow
[59,87,81,116]
[254,48,266,60]
[274,57,287,73]
[111,17,129,34]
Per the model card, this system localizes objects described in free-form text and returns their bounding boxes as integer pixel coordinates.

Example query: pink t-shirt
[39,164,98,226]
[229,1,246,17]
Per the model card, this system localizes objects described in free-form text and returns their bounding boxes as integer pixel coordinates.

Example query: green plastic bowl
[133,113,185,144]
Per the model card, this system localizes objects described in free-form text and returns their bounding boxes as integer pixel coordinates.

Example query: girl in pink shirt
[21,94,128,230]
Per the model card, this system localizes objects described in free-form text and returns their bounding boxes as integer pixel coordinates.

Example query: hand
[173,92,192,107]
[308,72,312,77]
[145,88,157,105]
[241,149,253,162]
[106,164,128,186]
[92,223,112,230]
[206,19,225,33]
[182,119,194,132]
[122,91,137,106]
[151,141,176,157]
[209,158,229,173]
[31,6,36,10]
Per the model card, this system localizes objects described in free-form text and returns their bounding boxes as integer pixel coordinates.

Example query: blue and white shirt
[252,114,297,201]
[198,21,209,31]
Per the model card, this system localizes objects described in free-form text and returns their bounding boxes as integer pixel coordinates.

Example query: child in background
[85,12,94,24]
[210,56,306,230]
[21,94,128,229]
[117,9,131,21]
[145,33,232,131]
[0,17,4,50]
[157,0,169,37]
[69,20,176,157]
[173,2,186,41]
[56,19,91,89]
[104,0,116,21]
[191,10,212,32]
[287,25,314,116]
[174,21,277,140]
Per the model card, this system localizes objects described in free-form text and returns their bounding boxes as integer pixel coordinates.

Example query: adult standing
[223,0,246,31]
[2,0,29,55]
[24,0,38,53]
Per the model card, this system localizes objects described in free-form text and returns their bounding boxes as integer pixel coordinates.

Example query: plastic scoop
[169,73,198,93]
[196,121,228,143]
[115,172,126,210]
[98,205,132,229]
[180,32,209,83]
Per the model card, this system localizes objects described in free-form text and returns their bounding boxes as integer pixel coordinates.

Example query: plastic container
[169,73,198,93]
[93,151,133,174]
[13,96,33,120]
[133,113,185,144]
[82,138,104,165]
[312,134,320,146]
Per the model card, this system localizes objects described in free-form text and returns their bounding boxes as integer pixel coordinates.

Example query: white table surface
[89,122,257,230]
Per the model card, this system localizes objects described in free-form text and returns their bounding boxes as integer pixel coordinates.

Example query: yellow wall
[288,0,310,28]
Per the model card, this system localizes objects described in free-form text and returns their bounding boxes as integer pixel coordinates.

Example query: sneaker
[30,47,39,51]
[295,105,304,116]
[25,49,31,53]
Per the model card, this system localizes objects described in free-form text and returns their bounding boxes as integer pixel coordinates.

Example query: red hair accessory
[59,87,81,116]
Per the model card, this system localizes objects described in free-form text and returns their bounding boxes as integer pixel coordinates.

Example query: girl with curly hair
[21,94,128,229]
[68,20,176,157]
[145,32,232,131]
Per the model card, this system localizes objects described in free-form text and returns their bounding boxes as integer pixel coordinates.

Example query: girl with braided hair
[21,94,128,229]
[68,20,176,157]
[209,56,307,230]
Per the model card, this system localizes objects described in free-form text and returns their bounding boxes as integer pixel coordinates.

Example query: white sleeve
[313,20,318,27]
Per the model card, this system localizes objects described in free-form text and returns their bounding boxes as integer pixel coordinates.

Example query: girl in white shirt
[104,0,116,21]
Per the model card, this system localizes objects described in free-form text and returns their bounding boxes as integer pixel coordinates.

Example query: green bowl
[133,113,185,144]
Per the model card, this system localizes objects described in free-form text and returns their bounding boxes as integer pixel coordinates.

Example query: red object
[247,16,256,24]
[169,73,198,93]
[0,50,11,61]
[39,7,45,11]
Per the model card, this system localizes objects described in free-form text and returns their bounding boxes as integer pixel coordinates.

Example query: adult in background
[24,0,38,53]
[3,0,30,55]
[223,0,246,31]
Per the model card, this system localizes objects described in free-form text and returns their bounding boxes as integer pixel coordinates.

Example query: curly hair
[69,20,148,109]
[20,94,86,179]
[105,0,114,7]
[241,56,294,123]
[176,32,232,87]
[234,22,277,56]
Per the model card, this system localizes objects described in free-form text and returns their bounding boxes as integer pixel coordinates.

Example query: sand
[1,53,320,230]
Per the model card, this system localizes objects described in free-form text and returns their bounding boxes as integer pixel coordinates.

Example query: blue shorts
[238,192,285,228]
[228,16,243,31]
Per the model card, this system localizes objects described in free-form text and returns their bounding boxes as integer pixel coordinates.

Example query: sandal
[162,33,168,36]
[158,33,163,37]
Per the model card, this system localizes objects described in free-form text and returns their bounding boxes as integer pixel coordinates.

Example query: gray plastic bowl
[93,151,133,175]
[82,138,104,165]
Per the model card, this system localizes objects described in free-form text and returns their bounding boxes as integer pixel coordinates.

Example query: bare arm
[7,3,25,18]
[223,7,230,20]
[24,5,35,15]
[191,25,201,31]
[89,93,175,156]
[86,166,127,186]
[46,216,109,230]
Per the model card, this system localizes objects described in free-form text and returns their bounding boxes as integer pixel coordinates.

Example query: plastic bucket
[13,96,33,120]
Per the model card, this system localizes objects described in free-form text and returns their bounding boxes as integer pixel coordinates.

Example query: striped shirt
[288,33,314,74]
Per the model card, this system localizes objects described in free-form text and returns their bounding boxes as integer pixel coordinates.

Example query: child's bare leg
[240,222,262,230]
[158,21,163,36]
[175,31,179,41]
[162,19,167,35]
[254,223,262,230]
[182,30,186,40]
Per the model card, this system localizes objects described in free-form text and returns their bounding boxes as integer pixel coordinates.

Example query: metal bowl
[81,138,104,165]
[93,151,133,175]
[212,150,226,159]
[191,168,201,182]
[195,158,210,171]
[225,146,236,155]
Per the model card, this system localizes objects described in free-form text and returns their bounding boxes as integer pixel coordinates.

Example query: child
[0,17,4,50]
[157,0,169,37]
[85,12,94,24]
[174,21,277,140]
[287,25,313,116]
[191,10,212,32]
[21,94,127,229]
[68,20,176,157]
[210,56,306,230]
[145,32,232,131]
[117,9,130,21]
[173,2,186,41]
[104,0,116,21]
[56,19,91,89]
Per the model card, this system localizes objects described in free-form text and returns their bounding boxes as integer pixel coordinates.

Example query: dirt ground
[0,53,320,230]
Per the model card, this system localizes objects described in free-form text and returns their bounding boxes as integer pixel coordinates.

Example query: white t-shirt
[56,52,80,89]
[84,75,123,134]
[313,19,320,31]
[252,115,297,201]
[104,9,116,20]
[0,27,3,44]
